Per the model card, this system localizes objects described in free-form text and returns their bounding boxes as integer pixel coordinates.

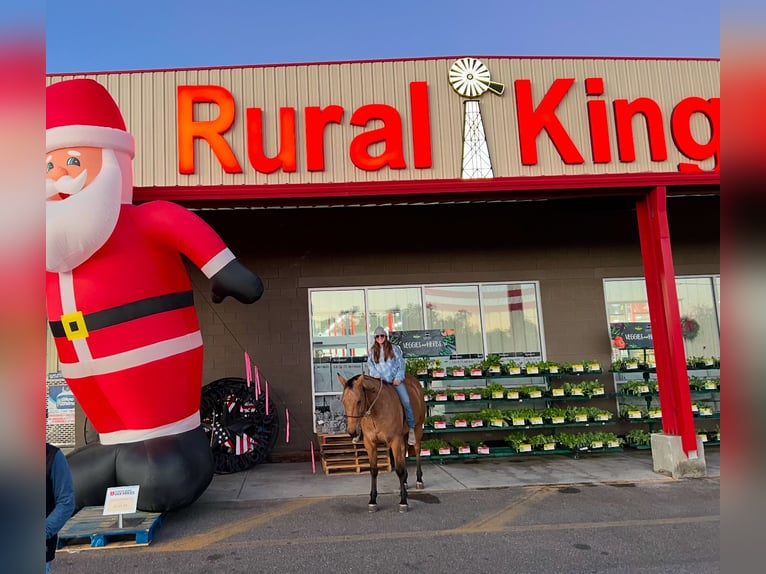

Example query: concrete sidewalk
[197,447,720,504]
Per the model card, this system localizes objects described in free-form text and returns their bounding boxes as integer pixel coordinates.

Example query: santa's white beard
[46,149,122,273]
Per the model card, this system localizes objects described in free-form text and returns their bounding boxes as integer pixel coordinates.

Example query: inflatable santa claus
[45,78,264,512]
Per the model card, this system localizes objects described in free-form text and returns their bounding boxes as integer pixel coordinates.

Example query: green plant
[625,429,652,447]
[483,381,506,399]
[619,380,657,395]
[565,406,590,422]
[585,407,612,421]
[424,414,447,427]
[420,439,449,451]
[429,358,443,371]
[620,404,645,418]
[518,385,545,398]
[503,359,520,371]
[405,357,430,375]
[503,431,531,450]
[481,354,503,372]
[528,433,556,449]
[582,359,601,371]
[479,407,507,426]
[542,407,568,421]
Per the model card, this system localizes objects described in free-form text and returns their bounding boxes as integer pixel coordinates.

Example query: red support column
[635,186,697,455]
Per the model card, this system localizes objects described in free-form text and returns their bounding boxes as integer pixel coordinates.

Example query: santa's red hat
[46,78,135,157]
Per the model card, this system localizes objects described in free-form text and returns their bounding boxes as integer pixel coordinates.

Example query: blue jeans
[390,380,415,429]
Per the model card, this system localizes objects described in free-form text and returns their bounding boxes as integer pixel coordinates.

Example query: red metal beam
[635,186,697,455]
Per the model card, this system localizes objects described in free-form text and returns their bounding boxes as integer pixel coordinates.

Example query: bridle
[344,376,384,419]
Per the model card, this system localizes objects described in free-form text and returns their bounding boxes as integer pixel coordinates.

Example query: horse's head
[337,373,365,441]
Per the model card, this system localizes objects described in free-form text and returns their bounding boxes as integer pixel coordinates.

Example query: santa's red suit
[45,78,263,513]
[46,201,234,444]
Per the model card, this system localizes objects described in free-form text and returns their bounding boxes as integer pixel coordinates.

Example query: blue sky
[46,0,720,74]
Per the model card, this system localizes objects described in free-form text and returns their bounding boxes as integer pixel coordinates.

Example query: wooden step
[316,433,392,476]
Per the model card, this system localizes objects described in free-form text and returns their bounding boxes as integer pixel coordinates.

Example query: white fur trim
[47,124,135,157]
[98,412,201,445]
[201,248,235,278]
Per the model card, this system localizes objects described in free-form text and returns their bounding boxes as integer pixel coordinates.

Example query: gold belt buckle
[60,310,89,341]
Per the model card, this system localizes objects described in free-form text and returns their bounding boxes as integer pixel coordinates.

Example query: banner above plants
[610,322,654,350]
[390,329,457,357]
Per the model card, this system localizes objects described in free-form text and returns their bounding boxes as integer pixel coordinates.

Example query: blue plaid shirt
[367,344,406,383]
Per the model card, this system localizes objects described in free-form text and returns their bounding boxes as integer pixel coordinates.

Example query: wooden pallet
[56,506,163,551]
[317,433,392,476]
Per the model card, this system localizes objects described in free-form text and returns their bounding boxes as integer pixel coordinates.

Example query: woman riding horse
[338,372,425,512]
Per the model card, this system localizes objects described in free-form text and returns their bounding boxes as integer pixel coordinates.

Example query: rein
[346,376,383,419]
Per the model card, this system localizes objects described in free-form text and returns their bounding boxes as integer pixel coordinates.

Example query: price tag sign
[103,485,140,516]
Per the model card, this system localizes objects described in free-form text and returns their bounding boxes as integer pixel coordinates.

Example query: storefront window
[309,281,543,432]
[424,285,482,356]
[604,275,720,364]
[481,283,542,359]
[367,287,424,335]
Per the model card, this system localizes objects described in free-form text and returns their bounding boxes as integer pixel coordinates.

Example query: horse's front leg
[365,441,379,512]
[394,440,409,512]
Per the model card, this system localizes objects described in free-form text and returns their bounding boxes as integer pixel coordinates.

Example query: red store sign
[177,77,718,176]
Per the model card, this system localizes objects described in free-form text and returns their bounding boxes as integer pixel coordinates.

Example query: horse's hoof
[399,504,409,513]
[368,504,378,513]
[416,481,425,490]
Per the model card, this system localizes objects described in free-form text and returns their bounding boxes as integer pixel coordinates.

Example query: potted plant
[449,388,467,401]
[581,379,605,397]
[586,407,612,422]
[468,387,484,400]
[405,357,430,376]
[451,438,471,455]
[620,405,645,420]
[542,407,567,424]
[484,381,506,400]
[447,365,466,377]
[473,441,490,455]
[547,361,561,374]
[529,433,555,451]
[625,429,652,449]
[583,359,602,372]
[468,362,484,377]
[503,359,522,375]
[451,414,469,428]
[429,358,446,378]
[420,439,445,456]
[479,407,507,428]
[504,431,532,453]
[518,385,544,399]
[425,415,448,429]
[482,354,503,375]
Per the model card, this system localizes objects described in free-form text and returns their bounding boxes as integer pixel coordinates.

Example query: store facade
[47,56,719,458]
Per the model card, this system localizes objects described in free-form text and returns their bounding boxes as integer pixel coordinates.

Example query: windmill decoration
[448,57,505,179]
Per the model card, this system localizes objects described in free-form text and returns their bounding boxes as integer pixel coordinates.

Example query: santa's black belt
[49,291,194,341]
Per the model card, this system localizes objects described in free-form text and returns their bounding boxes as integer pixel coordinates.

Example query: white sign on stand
[103,485,140,528]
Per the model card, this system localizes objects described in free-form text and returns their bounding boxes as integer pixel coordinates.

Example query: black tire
[201,377,280,474]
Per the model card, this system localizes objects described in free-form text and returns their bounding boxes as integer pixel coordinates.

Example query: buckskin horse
[337,373,425,512]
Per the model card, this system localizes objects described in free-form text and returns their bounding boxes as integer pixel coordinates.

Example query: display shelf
[408,445,623,461]
[419,366,616,447]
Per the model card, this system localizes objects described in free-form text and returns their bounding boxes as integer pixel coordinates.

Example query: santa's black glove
[210,259,264,304]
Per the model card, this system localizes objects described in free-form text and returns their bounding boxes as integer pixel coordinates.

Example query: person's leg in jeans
[392,382,416,444]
